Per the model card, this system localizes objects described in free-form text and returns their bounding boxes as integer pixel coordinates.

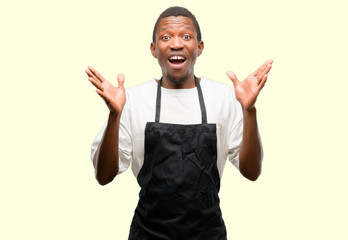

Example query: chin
[166,72,189,84]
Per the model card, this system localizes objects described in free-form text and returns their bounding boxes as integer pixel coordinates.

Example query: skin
[87,15,273,185]
[86,67,125,185]
[150,16,204,89]
[227,59,273,180]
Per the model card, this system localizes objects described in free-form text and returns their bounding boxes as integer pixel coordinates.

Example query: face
[151,16,204,87]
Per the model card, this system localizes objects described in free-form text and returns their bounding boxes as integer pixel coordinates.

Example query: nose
[170,36,184,50]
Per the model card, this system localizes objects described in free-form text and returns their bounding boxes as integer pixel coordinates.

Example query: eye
[161,35,170,40]
[183,35,192,40]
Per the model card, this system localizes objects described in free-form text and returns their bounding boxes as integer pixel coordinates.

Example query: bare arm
[86,66,126,185]
[227,60,273,181]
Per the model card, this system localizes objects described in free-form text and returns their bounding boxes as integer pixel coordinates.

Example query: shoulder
[122,79,157,116]
[200,77,235,99]
[124,79,158,106]
[200,76,242,119]
[126,79,157,96]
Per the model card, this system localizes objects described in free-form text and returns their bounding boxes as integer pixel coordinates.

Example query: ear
[197,41,204,57]
[150,42,157,58]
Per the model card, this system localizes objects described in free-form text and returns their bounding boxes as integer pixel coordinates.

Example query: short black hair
[152,6,202,43]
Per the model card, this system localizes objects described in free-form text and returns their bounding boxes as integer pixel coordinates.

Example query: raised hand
[227,60,273,111]
[86,66,126,115]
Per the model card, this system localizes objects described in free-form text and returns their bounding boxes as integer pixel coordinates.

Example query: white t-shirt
[91,77,243,178]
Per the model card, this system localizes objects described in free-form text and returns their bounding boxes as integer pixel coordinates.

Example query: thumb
[226,71,239,86]
[117,73,125,88]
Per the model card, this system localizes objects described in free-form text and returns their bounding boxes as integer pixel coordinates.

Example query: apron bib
[129,77,227,240]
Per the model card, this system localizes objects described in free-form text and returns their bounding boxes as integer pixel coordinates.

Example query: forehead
[156,16,196,34]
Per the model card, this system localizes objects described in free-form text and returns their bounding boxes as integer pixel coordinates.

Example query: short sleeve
[227,118,243,169]
[90,121,106,173]
[117,100,133,174]
[90,97,133,176]
[226,89,243,169]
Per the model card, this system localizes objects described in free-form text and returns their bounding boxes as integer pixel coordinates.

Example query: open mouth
[168,55,187,66]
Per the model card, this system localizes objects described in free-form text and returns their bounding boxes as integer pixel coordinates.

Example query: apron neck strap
[155,76,207,124]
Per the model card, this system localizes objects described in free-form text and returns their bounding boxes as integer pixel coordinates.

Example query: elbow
[96,175,116,186]
[96,177,112,186]
[243,170,261,181]
[94,159,119,186]
[95,170,118,186]
[239,158,262,181]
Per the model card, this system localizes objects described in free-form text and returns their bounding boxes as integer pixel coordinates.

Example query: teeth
[170,55,185,60]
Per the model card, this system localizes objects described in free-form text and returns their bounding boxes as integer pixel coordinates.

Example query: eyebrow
[158,26,194,33]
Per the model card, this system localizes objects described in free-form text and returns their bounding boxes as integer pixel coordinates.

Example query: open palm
[227,60,273,110]
[86,66,126,114]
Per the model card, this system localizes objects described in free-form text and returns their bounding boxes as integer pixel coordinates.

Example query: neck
[161,74,198,89]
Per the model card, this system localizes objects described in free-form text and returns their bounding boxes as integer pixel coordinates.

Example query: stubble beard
[166,72,190,85]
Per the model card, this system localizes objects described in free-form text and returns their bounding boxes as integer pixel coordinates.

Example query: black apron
[128,77,227,240]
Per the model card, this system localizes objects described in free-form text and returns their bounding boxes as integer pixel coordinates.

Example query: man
[87,6,273,240]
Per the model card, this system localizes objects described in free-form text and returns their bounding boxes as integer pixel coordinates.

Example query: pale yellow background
[1,0,347,239]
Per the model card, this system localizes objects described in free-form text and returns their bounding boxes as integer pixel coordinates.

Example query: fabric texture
[91,77,243,179]
[129,77,226,239]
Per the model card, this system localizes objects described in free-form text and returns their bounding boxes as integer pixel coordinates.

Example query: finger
[96,89,108,101]
[88,77,103,90]
[261,63,272,76]
[255,65,270,82]
[88,66,106,82]
[85,68,95,78]
[117,73,125,88]
[226,71,239,87]
[252,59,273,77]
[265,59,274,65]
[252,63,266,77]
[260,59,273,75]
[86,68,99,83]
[258,74,268,89]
